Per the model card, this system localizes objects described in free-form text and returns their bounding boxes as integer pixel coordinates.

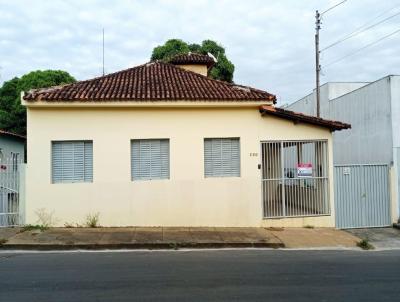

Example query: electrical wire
[321,0,348,15]
[321,7,400,51]
[324,27,400,67]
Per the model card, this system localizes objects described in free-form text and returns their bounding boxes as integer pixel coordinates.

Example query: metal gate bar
[0,160,20,227]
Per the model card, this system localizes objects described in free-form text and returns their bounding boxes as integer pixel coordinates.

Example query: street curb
[0,241,285,251]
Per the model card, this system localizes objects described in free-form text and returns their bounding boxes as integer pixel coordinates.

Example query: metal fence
[334,164,391,229]
[261,140,330,218]
[0,160,21,227]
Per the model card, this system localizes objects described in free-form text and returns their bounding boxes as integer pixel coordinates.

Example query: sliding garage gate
[334,164,391,229]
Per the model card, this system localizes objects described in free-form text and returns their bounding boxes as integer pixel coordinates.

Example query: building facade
[22,54,348,227]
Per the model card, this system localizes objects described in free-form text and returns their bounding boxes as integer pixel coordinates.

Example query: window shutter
[61,142,74,182]
[52,141,93,183]
[84,142,93,182]
[73,142,85,182]
[204,138,240,177]
[131,139,169,180]
[204,139,213,178]
[52,142,63,183]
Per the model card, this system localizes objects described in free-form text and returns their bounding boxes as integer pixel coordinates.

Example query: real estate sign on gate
[297,163,312,178]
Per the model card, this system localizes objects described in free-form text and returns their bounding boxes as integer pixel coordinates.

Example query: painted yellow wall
[176,64,208,76]
[25,106,335,227]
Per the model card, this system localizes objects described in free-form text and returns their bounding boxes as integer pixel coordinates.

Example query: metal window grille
[204,138,240,177]
[131,139,170,180]
[52,141,93,183]
[261,140,329,218]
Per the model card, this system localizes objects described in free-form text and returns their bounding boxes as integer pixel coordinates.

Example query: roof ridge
[24,61,276,102]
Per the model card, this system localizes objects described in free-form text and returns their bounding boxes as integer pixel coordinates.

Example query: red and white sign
[297,163,313,178]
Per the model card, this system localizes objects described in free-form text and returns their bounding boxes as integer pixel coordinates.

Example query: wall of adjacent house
[287,82,368,117]
[390,76,400,220]
[0,136,25,163]
[25,106,334,227]
[176,64,208,76]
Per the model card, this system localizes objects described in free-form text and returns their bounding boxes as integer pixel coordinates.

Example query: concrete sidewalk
[346,227,400,249]
[0,227,360,250]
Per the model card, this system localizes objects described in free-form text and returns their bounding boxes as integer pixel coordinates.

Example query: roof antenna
[102,28,105,76]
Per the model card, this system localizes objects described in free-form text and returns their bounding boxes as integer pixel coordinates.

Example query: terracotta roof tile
[23,62,275,103]
[169,53,216,68]
[259,105,351,131]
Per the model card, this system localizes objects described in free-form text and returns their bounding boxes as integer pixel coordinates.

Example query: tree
[150,39,235,83]
[0,70,76,135]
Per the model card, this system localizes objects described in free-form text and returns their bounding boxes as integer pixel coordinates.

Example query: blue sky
[0,0,399,104]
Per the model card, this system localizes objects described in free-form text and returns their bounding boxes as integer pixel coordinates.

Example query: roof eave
[259,106,351,131]
[22,99,275,108]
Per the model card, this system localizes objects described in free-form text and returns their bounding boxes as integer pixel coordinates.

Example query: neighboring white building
[0,130,26,164]
[288,75,400,227]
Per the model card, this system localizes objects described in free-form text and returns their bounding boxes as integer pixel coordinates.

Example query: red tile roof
[169,53,216,68]
[0,130,26,140]
[259,105,351,131]
[23,62,276,103]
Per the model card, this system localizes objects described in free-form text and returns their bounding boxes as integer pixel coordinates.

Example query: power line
[324,27,400,67]
[320,0,347,15]
[321,7,400,51]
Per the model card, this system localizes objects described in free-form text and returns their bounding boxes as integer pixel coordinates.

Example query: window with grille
[204,138,240,177]
[51,141,93,183]
[131,139,170,180]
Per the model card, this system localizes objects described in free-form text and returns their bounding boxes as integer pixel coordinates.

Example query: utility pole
[315,10,321,117]
[314,1,347,118]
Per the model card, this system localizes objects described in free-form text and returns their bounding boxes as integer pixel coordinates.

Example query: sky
[0,0,399,105]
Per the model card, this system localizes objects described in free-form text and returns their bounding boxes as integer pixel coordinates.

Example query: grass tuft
[357,239,374,250]
[85,213,100,228]
[21,224,49,232]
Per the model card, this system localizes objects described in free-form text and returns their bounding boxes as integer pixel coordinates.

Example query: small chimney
[169,52,216,76]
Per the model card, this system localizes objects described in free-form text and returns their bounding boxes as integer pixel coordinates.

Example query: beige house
[22,53,349,227]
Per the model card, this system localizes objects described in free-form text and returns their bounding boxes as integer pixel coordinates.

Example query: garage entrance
[334,164,391,229]
[261,140,330,218]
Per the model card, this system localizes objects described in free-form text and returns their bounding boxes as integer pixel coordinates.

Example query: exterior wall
[390,76,400,219]
[329,78,393,165]
[26,106,335,227]
[176,64,208,76]
[0,135,25,163]
[288,82,368,117]
[288,79,392,165]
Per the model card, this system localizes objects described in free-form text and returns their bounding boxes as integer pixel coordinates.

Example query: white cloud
[0,0,399,104]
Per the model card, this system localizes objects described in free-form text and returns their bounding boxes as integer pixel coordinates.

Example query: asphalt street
[0,249,399,302]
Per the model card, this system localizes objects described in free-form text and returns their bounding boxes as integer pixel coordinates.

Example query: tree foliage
[0,70,76,135]
[150,39,235,83]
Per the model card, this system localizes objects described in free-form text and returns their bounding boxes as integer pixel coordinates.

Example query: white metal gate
[0,161,21,227]
[261,140,330,218]
[334,164,391,229]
